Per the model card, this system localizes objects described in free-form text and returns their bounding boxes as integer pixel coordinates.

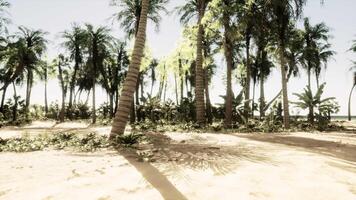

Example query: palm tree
[85,24,112,124]
[1,26,47,118]
[111,0,168,123]
[265,0,307,128]
[348,39,356,121]
[37,60,56,114]
[301,18,332,88]
[111,0,150,137]
[313,42,335,88]
[56,55,70,123]
[177,0,210,125]
[61,24,87,114]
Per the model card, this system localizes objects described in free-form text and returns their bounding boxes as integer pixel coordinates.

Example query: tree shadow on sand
[141,133,275,176]
[118,148,189,200]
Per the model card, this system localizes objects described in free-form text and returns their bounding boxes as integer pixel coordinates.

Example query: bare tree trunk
[110,0,149,137]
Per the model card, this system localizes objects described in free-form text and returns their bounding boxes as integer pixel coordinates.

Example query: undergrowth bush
[0,132,110,153]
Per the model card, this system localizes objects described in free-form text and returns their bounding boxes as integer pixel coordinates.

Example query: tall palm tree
[348,39,356,121]
[177,0,210,125]
[56,55,70,123]
[61,24,87,113]
[85,24,112,124]
[111,0,150,137]
[37,60,56,114]
[111,0,168,123]
[265,0,307,128]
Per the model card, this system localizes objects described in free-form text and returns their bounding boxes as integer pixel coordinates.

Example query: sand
[0,121,356,200]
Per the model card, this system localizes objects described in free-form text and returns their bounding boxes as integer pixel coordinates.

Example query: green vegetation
[0,0,354,141]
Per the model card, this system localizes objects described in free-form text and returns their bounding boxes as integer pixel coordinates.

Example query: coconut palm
[301,18,332,88]
[85,24,112,124]
[111,0,168,38]
[111,0,168,123]
[56,54,70,122]
[37,60,56,114]
[1,26,47,117]
[265,0,307,129]
[348,72,356,121]
[111,0,150,137]
[61,24,87,113]
[177,0,211,125]
[313,42,335,88]
[348,39,356,121]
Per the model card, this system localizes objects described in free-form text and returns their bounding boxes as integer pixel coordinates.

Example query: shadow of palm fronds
[141,132,274,176]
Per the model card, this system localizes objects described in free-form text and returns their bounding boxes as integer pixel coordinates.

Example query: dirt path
[1,122,356,200]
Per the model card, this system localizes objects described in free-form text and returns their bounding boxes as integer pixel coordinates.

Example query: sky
[3,0,356,116]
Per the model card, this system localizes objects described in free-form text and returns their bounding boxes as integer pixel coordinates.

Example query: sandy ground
[0,121,356,200]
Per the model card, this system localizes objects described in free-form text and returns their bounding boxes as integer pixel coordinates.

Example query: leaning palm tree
[85,24,112,124]
[110,0,150,137]
[348,39,356,121]
[111,0,168,123]
[1,26,47,117]
[177,0,210,125]
[265,0,307,129]
[348,72,356,121]
[61,24,87,113]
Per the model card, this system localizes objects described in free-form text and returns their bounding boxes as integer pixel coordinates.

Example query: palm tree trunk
[195,2,206,125]
[0,85,8,112]
[307,65,311,88]
[109,94,114,118]
[348,84,356,121]
[85,90,90,105]
[110,0,149,137]
[58,61,65,123]
[259,75,265,119]
[179,58,184,104]
[245,33,251,122]
[223,12,233,127]
[174,73,179,105]
[69,62,79,111]
[12,82,17,122]
[25,71,33,116]
[92,82,96,124]
[252,81,256,118]
[44,69,48,115]
[279,45,290,129]
[204,68,212,124]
